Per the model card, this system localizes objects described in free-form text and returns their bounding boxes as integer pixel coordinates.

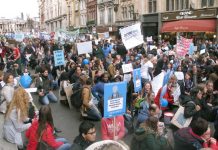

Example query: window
[128,5,134,19]
[201,0,214,7]
[166,0,169,11]
[122,7,128,19]
[180,0,184,9]
[184,0,189,9]
[100,10,104,24]
[175,0,179,10]
[148,0,157,13]
[166,0,174,11]
[108,8,113,23]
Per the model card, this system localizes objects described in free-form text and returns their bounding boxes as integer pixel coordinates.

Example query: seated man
[71,121,96,150]
[174,117,214,150]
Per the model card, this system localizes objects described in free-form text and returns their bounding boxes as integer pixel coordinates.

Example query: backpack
[70,87,89,108]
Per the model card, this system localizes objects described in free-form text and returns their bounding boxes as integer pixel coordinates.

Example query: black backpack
[70,87,89,108]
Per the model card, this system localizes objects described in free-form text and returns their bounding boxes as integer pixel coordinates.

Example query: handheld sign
[54,50,65,66]
[77,41,92,55]
[122,63,133,73]
[104,82,127,118]
[133,68,142,93]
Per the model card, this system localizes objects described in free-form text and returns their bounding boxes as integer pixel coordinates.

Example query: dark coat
[71,135,93,150]
[130,127,171,150]
[174,127,204,150]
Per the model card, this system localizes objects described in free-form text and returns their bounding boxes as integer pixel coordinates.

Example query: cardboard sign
[77,41,93,55]
[122,63,133,73]
[171,106,192,128]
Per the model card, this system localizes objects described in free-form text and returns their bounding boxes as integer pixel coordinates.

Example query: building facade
[0,18,26,33]
[87,0,97,32]
[140,0,218,41]
[41,0,69,32]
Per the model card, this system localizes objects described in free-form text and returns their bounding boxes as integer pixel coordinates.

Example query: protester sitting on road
[81,77,101,121]
[3,87,31,149]
[174,117,210,150]
[131,116,171,150]
[0,73,15,113]
[35,67,58,105]
[26,105,71,150]
[101,115,125,140]
[71,121,96,150]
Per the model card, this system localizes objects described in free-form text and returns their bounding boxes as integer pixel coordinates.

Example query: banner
[120,23,144,50]
[77,41,93,55]
[14,33,25,42]
[104,82,127,118]
[54,50,65,66]
[176,36,192,57]
[133,68,142,93]
[151,72,165,96]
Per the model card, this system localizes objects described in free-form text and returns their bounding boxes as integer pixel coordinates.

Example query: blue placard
[133,68,142,93]
[104,82,127,118]
[54,50,65,66]
[14,33,24,42]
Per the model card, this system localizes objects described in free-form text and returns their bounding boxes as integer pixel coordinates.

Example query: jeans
[39,92,58,105]
[56,138,71,150]
[86,105,102,121]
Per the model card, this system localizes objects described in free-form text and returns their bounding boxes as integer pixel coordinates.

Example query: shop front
[141,13,159,41]
[161,8,217,43]
[96,26,118,39]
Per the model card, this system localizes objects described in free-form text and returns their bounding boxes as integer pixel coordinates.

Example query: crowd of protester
[0,36,218,150]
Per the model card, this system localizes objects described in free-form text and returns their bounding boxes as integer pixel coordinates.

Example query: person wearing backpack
[81,78,101,121]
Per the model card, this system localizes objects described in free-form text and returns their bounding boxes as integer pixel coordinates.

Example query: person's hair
[149,104,158,112]
[37,105,54,139]
[79,121,95,135]
[86,78,93,85]
[190,86,204,98]
[3,72,13,83]
[40,67,48,74]
[206,80,213,86]
[191,117,208,136]
[5,87,29,122]
[143,116,158,132]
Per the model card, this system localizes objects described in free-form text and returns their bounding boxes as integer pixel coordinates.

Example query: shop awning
[161,19,216,32]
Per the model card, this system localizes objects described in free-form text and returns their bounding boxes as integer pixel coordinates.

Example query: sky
[0,0,39,19]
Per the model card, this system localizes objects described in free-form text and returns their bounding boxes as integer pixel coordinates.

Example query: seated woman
[3,87,32,149]
[26,105,71,150]
[101,115,125,140]
[131,116,171,150]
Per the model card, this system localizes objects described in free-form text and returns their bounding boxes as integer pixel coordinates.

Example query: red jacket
[101,115,125,140]
[26,119,63,150]
[154,87,174,110]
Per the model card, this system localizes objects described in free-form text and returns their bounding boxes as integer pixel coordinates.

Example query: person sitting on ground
[131,116,171,150]
[71,121,96,150]
[35,68,58,105]
[174,117,210,150]
[3,87,32,149]
[81,78,101,121]
[26,105,71,150]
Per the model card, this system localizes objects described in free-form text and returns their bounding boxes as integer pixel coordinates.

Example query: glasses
[87,130,96,135]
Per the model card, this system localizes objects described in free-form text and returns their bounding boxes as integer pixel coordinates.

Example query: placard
[174,71,184,81]
[54,50,65,66]
[133,68,142,93]
[120,23,144,50]
[77,41,93,55]
[123,74,132,82]
[104,82,127,118]
[171,106,192,128]
[147,36,153,42]
[122,63,133,73]
[200,49,206,55]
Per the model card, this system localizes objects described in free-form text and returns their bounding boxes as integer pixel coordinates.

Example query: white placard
[120,23,144,50]
[200,49,205,55]
[77,41,93,55]
[25,88,37,93]
[151,72,165,96]
[173,84,181,103]
[174,71,184,81]
[123,74,132,82]
[108,97,123,112]
[150,45,156,50]
[122,63,133,73]
[147,36,153,42]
